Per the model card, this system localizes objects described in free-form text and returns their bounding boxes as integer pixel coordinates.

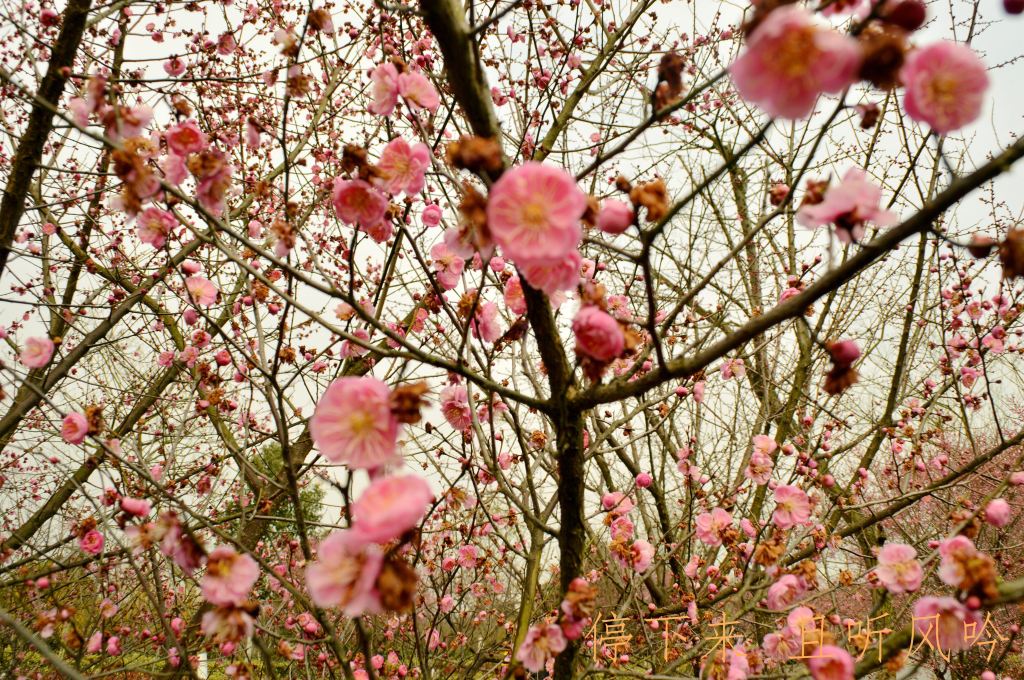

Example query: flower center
[347,410,376,437]
[927,73,959,106]
[778,28,817,79]
[521,202,548,230]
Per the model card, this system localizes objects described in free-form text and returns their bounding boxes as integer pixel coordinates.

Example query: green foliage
[227,443,324,538]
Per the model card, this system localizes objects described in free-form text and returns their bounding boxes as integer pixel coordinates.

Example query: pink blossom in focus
[398,71,440,113]
[165,120,208,156]
[185,276,218,306]
[309,377,401,469]
[191,148,232,215]
[695,507,733,546]
[753,434,777,456]
[629,539,655,572]
[797,168,898,243]
[486,162,585,263]
[377,137,430,196]
[938,535,977,588]
[572,305,625,362]
[772,484,811,529]
[79,530,105,554]
[430,242,465,290]
[138,207,175,249]
[163,57,186,76]
[729,6,861,119]
[766,573,806,610]
[901,42,989,133]
[201,546,260,606]
[602,491,634,516]
[367,62,400,116]
[61,412,89,444]
[422,204,442,227]
[162,153,188,184]
[596,199,634,234]
[516,623,567,672]
[472,301,503,343]
[504,275,527,315]
[873,542,922,593]
[745,450,773,485]
[440,384,473,431]
[332,179,389,230]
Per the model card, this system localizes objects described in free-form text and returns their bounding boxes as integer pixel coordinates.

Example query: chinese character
[586,613,633,661]
[910,611,949,661]
[964,613,1009,661]
[791,613,833,660]
[701,613,743,664]
[647,615,688,661]
[845,614,893,662]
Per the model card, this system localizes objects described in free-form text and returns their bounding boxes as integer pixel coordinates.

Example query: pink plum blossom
[162,153,188,184]
[367,63,439,116]
[165,119,208,155]
[61,412,89,444]
[351,474,433,543]
[377,137,430,196]
[873,542,922,594]
[310,377,401,469]
[201,606,255,644]
[504,275,527,315]
[938,535,978,588]
[986,498,1011,527]
[202,546,260,606]
[20,336,55,368]
[596,199,634,234]
[119,497,151,517]
[766,573,806,610]
[807,645,855,680]
[398,70,440,113]
[332,178,389,231]
[163,57,186,76]
[422,204,442,227]
[745,450,773,485]
[772,484,811,529]
[185,276,218,306]
[471,301,503,343]
[79,530,104,554]
[440,384,473,431]
[486,162,585,263]
[430,241,465,290]
[797,168,898,243]
[572,305,625,362]
[901,42,989,133]
[137,207,175,248]
[367,62,401,116]
[518,250,582,297]
[602,492,634,516]
[192,148,232,215]
[516,623,566,672]
[729,6,861,119]
[628,539,655,572]
[695,507,733,546]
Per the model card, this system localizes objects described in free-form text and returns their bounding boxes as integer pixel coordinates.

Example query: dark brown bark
[0,0,93,279]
